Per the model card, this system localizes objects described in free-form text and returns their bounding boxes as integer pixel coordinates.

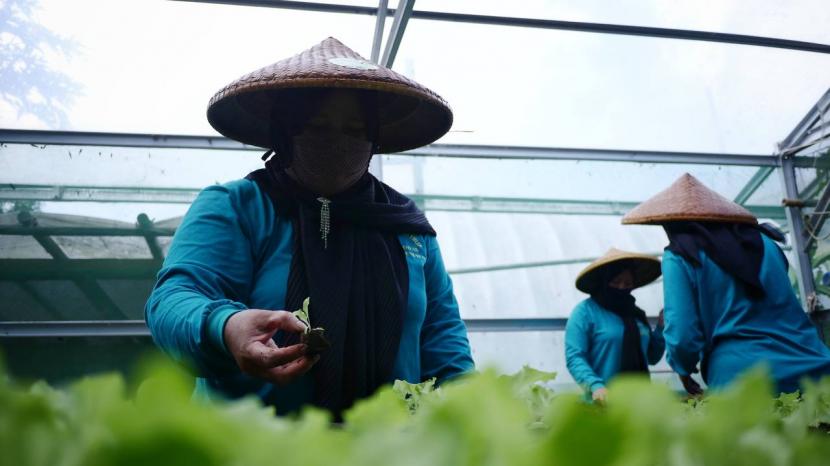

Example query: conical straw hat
[575,248,661,294]
[207,37,452,154]
[622,173,757,225]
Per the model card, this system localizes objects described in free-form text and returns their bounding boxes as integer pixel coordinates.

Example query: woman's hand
[592,387,608,404]
[679,374,704,396]
[224,309,319,385]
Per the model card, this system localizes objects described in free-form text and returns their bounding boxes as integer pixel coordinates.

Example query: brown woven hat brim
[621,212,758,225]
[575,252,662,294]
[207,38,453,154]
[622,173,758,226]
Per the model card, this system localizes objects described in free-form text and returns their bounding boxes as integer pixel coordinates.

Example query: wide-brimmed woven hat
[575,248,662,294]
[207,37,452,154]
[622,173,758,225]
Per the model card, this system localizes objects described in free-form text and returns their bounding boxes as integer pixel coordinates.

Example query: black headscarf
[590,266,650,375]
[246,160,435,418]
[662,222,786,300]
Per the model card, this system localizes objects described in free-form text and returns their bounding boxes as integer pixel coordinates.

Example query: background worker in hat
[145,38,474,418]
[565,249,666,402]
[623,173,830,395]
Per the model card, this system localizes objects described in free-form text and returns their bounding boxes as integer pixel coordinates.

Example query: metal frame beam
[779,155,818,310]
[799,163,829,202]
[380,0,414,67]
[71,279,128,319]
[0,184,787,219]
[0,129,250,150]
[16,282,63,319]
[464,318,566,332]
[0,318,566,337]
[0,225,176,237]
[1,129,780,166]
[369,0,388,63]
[0,316,666,337]
[805,181,830,252]
[447,254,662,276]
[774,88,830,310]
[137,214,165,260]
[0,184,201,204]
[0,320,152,338]
[779,89,830,153]
[367,0,392,180]
[414,195,784,219]
[734,166,774,205]
[0,259,163,280]
[20,214,128,318]
[410,144,778,166]
[174,1,830,55]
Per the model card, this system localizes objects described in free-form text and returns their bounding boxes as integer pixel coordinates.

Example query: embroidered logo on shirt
[403,235,426,263]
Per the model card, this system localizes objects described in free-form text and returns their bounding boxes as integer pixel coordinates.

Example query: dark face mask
[289,128,374,196]
[600,286,634,302]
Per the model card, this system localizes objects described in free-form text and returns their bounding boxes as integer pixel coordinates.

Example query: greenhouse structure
[5,2,830,465]
[0,0,830,456]
[1,0,830,392]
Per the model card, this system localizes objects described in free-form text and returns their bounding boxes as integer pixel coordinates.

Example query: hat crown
[277,37,371,70]
[602,247,625,259]
[223,37,381,92]
[622,173,757,225]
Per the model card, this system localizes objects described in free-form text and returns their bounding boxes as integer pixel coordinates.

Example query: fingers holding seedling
[224,308,315,384]
[225,299,329,383]
[264,310,308,335]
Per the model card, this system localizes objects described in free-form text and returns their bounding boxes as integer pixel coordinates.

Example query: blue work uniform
[145,179,474,414]
[662,235,830,393]
[565,297,666,393]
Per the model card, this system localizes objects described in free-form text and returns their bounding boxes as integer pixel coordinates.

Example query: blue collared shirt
[145,178,474,414]
[565,297,665,393]
[662,235,830,393]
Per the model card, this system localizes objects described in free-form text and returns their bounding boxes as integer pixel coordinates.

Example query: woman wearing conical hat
[145,38,474,418]
[623,173,830,394]
[565,249,666,402]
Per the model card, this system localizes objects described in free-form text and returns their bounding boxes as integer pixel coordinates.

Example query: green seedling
[293,297,331,356]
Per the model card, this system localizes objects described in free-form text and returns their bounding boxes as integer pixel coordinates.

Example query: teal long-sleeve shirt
[662,235,830,393]
[145,178,474,414]
[565,297,666,393]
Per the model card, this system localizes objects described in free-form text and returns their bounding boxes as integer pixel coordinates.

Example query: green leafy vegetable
[293,298,311,329]
[2,355,830,466]
[393,377,437,413]
[292,297,330,355]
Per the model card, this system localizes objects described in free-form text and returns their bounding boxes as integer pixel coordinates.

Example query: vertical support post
[370,0,389,63]
[137,213,164,260]
[805,182,830,252]
[413,156,425,210]
[779,153,818,311]
[371,0,415,181]
[380,0,415,68]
